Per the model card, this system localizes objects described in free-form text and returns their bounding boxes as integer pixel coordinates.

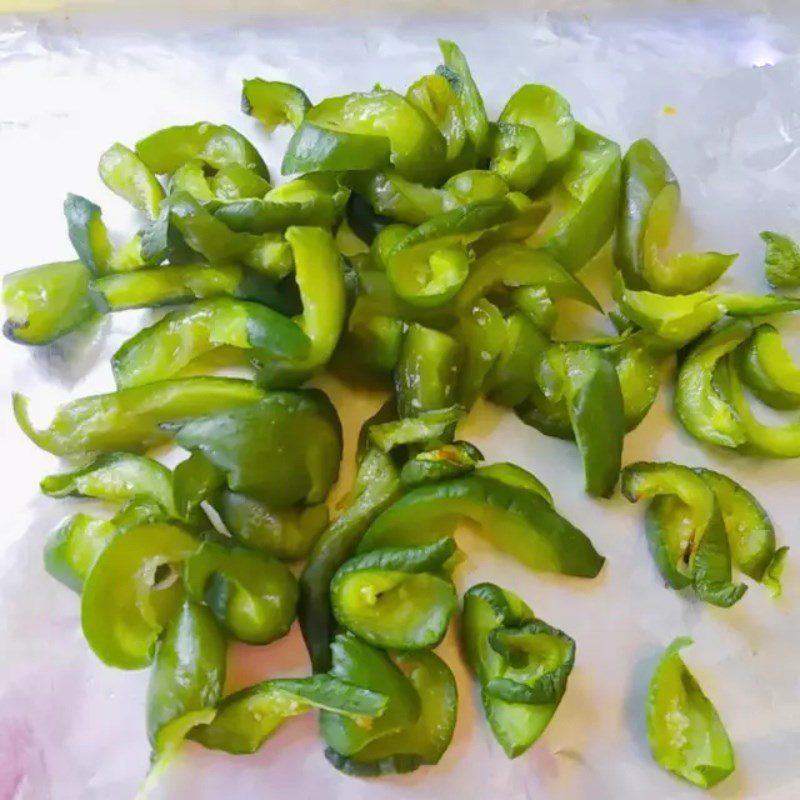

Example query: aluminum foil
[1,4,799,799]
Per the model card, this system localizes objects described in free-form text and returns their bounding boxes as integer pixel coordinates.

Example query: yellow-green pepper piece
[349,171,447,226]
[488,122,547,193]
[99,142,165,219]
[761,230,800,289]
[241,78,311,131]
[210,163,273,201]
[739,323,800,409]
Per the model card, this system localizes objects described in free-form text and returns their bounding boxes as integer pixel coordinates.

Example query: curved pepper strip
[81,522,198,669]
[359,474,604,578]
[350,171,447,226]
[146,599,227,760]
[473,194,551,254]
[212,174,349,234]
[14,377,264,456]
[369,405,464,453]
[3,260,96,345]
[616,139,735,293]
[605,333,662,431]
[621,462,747,607]
[210,164,273,201]
[647,638,735,789]
[461,583,574,758]
[322,634,457,775]
[169,159,217,202]
[488,122,546,193]
[241,78,311,131]
[442,170,509,205]
[111,298,310,389]
[90,264,290,314]
[400,441,483,487]
[174,390,341,508]
[538,125,621,274]
[255,226,347,387]
[99,143,165,219]
[695,467,787,593]
[456,299,507,407]
[214,489,329,561]
[675,319,751,448]
[371,223,413,272]
[41,452,177,517]
[173,451,225,521]
[300,447,401,673]
[475,463,553,506]
[394,324,461,418]
[515,385,574,440]
[283,90,446,184]
[184,539,298,645]
[499,84,576,182]
[739,323,800,409]
[192,674,387,756]
[331,537,458,650]
[136,122,268,178]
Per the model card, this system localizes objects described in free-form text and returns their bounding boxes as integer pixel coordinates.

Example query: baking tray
[1,2,799,798]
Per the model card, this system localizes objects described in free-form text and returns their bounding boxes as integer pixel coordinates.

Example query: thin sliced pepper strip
[400,441,483,486]
[675,319,751,448]
[174,390,342,508]
[111,298,310,389]
[64,194,113,274]
[99,142,165,219]
[325,648,457,776]
[192,674,387,756]
[739,323,800,409]
[13,377,265,456]
[621,462,747,607]
[647,638,735,789]
[241,78,311,130]
[41,452,176,516]
[81,522,198,669]
[605,333,662,432]
[3,260,96,345]
[255,226,347,387]
[359,475,604,578]
[476,463,553,506]
[488,122,546,193]
[210,163,273,200]
[300,447,401,673]
[184,539,298,644]
[331,537,458,650]
[616,138,735,293]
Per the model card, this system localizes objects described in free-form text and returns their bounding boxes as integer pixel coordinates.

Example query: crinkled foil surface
[1,2,800,798]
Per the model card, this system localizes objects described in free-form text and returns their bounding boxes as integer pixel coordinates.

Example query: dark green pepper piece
[14,377,264,456]
[488,121,546,193]
[184,539,297,644]
[300,447,401,673]
[400,441,483,486]
[99,142,165,218]
[515,384,574,440]
[241,78,311,130]
[456,299,507,408]
[3,260,96,345]
[174,390,341,508]
[739,323,800,409]
[360,474,604,578]
[173,451,225,521]
[647,637,735,789]
[476,462,553,506]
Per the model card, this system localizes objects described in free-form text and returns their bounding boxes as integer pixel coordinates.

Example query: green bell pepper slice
[437,39,490,158]
[173,389,341,508]
[562,345,624,498]
[515,385,574,440]
[761,230,800,289]
[255,226,346,387]
[184,539,298,645]
[695,467,786,590]
[99,142,165,219]
[110,298,310,389]
[64,194,114,275]
[241,78,311,131]
[538,125,621,274]
[169,159,217,202]
[621,462,747,607]
[359,474,604,578]
[400,441,483,487]
[173,451,225,520]
[284,90,446,184]
[394,323,460,418]
[369,405,464,453]
[81,522,198,669]
[90,264,289,313]
[461,583,574,758]
[214,489,329,561]
[136,122,268,178]
[210,163,273,201]
[605,333,662,431]
[146,599,227,757]
[3,260,96,345]
[456,299,507,408]
[675,319,751,448]
[325,648,457,776]
[331,537,458,650]
[616,139,735,293]
[192,674,387,756]
[442,170,508,206]
[300,447,401,673]
[13,376,264,456]
[406,73,471,174]
[371,223,414,271]
[647,637,735,789]
[498,84,576,181]
[349,171,447,226]
[739,323,800,409]
[488,122,546,193]
[41,452,176,516]
[476,463,553,506]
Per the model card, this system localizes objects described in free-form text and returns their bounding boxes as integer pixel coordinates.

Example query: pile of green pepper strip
[2,37,795,792]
